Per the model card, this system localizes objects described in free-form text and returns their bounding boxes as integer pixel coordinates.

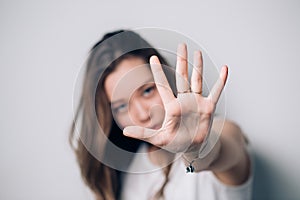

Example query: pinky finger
[208,65,228,104]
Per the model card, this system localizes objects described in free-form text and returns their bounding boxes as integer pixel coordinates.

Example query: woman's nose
[129,101,150,123]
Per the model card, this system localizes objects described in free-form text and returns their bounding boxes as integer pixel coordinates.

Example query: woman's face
[104,57,165,130]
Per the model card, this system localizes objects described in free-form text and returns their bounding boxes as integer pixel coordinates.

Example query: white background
[1,0,300,199]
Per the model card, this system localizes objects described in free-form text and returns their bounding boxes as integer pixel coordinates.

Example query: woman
[69,30,252,200]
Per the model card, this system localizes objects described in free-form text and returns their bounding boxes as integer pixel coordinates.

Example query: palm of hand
[124,44,228,154]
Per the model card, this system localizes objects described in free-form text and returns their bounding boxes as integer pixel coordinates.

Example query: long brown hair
[69,30,175,200]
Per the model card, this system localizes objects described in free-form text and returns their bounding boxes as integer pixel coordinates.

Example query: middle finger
[176,43,190,93]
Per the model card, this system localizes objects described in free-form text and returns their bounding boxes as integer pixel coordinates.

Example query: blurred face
[104,57,165,130]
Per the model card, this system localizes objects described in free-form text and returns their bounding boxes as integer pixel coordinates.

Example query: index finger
[150,56,175,104]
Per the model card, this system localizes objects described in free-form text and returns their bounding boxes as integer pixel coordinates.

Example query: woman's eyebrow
[142,77,155,85]
[137,79,155,90]
[110,77,155,105]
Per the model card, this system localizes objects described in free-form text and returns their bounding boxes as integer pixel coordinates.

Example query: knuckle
[192,75,201,82]
[178,56,187,63]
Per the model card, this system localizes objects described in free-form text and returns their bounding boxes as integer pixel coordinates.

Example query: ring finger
[191,50,203,94]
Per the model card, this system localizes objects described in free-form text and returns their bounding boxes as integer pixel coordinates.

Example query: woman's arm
[183,119,251,185]
[211,119,250,185]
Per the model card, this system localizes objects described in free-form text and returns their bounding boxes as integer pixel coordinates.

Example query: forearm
[183,120,250,185]
[209,126,250,185]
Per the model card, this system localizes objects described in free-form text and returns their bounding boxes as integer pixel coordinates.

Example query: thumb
[123,126,157,141]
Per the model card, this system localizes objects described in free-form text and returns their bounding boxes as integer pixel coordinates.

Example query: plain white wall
[1,0,299,199]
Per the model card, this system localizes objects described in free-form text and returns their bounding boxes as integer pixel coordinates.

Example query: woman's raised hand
[123,44,228,154]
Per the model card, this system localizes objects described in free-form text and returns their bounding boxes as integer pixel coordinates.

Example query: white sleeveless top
[120,144,253,200]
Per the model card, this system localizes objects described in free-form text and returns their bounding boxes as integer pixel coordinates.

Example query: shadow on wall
[252,152,297,200]
[252,152,273,200]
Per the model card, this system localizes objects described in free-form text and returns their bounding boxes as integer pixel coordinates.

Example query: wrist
[182,131,221,172]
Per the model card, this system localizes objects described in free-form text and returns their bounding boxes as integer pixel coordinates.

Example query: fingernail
[123,127,134,135]
[150,55,159,64]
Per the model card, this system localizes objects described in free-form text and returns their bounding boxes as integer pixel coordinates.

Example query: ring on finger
[191,90,202,95]
[177,89,191,94]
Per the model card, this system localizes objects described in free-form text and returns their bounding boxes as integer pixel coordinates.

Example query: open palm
[124,44,228,154]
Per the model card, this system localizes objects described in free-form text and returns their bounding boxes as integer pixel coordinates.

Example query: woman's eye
[113,104,127,114]
[143,86,155,97]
